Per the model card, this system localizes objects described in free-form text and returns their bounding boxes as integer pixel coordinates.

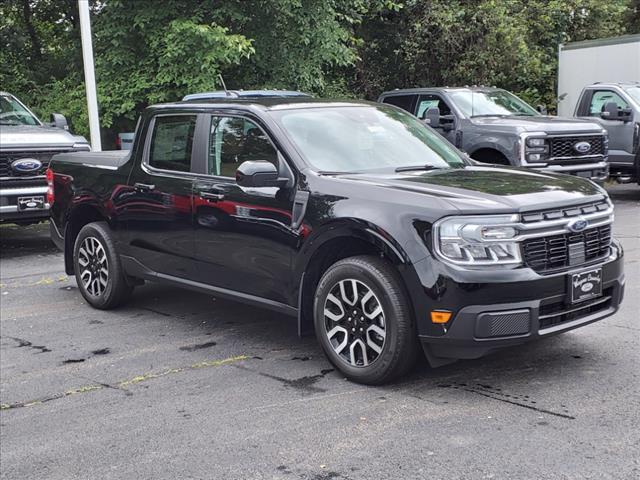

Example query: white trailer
[557,34,640,117]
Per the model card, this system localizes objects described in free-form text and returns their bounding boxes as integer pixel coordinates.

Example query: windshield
[273,105,465,173]
[624,86,640,106]
[0,94,40,126]
[449,90,539,117]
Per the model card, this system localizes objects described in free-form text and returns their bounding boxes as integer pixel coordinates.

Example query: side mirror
[50,113,69,130]
[424,107,440,128]
[440,115,456,131]
[236,160,288,188]
[536,104,547,115]
[600,101,630,121]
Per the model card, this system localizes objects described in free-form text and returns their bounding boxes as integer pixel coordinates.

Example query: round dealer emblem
[581,282,594,293]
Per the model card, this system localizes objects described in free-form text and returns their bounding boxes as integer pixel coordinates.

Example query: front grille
[521,200,609,223]
[523,224,611,273]
[538,287,613,329]
[549,135,604,160]
[0,150,70,178]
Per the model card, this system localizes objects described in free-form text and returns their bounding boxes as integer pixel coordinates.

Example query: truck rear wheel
[73,222,133,309]
[313,255,418,385]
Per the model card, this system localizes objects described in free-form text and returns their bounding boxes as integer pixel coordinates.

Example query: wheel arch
[63,203,109,275]
[469,146,512,165]
[295,220,410,337]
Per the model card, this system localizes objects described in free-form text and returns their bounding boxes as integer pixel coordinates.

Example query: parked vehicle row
[0,91,90,225]
[48,96,625,384]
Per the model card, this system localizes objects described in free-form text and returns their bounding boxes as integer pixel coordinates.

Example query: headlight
[73,143,91,151]
[526,137,546,147]
[520,134,549,164]
[434,215,522,267]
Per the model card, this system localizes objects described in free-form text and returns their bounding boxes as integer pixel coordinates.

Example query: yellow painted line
[0,355,248,411]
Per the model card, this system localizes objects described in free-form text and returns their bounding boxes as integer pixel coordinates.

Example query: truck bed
[51,150,131,169]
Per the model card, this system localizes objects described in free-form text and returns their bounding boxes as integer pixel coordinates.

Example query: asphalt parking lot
[1,184,638,480]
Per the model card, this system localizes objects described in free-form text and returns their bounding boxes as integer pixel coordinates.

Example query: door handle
[134,182,155,192]
[200,191,225,201]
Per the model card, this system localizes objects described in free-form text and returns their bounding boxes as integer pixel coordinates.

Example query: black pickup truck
[49,98,625,384]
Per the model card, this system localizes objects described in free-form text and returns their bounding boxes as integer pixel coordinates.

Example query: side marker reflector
[431,311,452,324]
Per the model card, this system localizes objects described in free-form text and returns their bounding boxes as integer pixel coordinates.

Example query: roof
[586,81,640,87]
[182,90,311,101]
[152,97,375,111]
[560,34,640,51]
[380,86,502,96]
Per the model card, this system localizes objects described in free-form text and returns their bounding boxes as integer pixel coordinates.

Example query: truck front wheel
[313,255,418,384]
[73,222,133,309]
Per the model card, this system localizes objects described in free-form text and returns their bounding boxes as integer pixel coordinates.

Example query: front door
[191,114,298,305]
[577,89,635,166]
[416,94,458,146]
[125,113,197,279]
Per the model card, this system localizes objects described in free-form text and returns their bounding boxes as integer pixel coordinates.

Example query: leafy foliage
[0,0,637,142]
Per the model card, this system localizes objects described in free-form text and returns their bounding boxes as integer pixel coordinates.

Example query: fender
[294,218,411,337]
[468,140,516,164]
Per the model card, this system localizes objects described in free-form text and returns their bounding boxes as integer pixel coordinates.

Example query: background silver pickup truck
[379,87,610,182]
[0,92,90,225]
[573,82,640,185]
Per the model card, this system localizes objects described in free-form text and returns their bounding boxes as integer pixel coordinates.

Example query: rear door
[124,112,200,279]
[380,94,418,114]
[191,113,299,305]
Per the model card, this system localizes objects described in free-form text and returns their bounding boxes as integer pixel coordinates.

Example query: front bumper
[408,243,624,363]
[0,179,49,223]
[534,161,609,182]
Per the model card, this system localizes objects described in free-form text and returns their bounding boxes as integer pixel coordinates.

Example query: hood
[338,165,606,213]
[0,124,88,150]
[470,115,605,134]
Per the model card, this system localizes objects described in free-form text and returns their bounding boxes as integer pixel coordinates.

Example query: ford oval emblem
[11,158,42,173]
[568,217,588,232]
[574,141,591,154]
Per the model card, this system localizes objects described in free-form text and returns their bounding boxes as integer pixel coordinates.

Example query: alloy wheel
[323,278,386,367]
[78,236,109,297]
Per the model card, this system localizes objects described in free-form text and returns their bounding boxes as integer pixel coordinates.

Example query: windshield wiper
[394,165,444,173]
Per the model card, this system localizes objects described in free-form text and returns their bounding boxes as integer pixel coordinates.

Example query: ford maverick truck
[49,98,624,384]
[379,87,610,182]
[0,92,90,224]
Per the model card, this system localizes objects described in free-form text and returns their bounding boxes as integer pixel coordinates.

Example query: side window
[208,116,278,178]
[417,94,452,118]
[149,115,197,172]
[589,90,629,116]
[381,94,418,114]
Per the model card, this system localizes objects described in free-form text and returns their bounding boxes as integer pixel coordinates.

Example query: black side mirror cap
[236,160,290,188]
[423,107,441,127]
[50,113,69,130]
[600,101,631,121]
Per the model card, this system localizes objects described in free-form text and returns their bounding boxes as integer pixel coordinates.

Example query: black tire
[73,221,133,309]
[313,255,418,385]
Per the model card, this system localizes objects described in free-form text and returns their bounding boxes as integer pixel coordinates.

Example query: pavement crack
[438,383,575,420]
[234,364,334,394]
[179,341,217,352]
[0,354,247,411]
[1,336,51,353]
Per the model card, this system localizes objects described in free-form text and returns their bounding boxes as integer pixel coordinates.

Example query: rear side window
[381,94,417,114]
[149,115,197,172]
[588,90,629,115]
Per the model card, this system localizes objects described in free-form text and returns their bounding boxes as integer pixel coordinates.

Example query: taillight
[46,167,54,205]
[115,136,121,149]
